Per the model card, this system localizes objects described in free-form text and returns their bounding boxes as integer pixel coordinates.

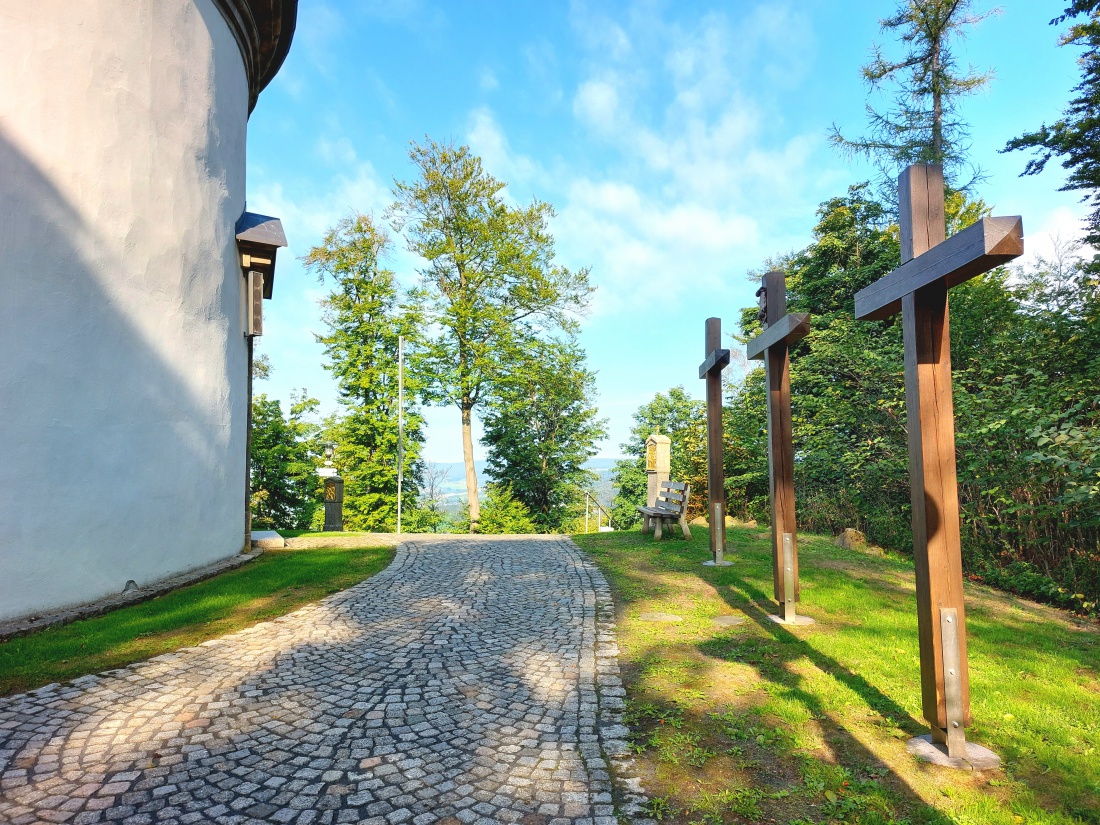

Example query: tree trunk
[461,403,480,529]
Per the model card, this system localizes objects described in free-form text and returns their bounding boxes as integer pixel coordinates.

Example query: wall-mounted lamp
[236,211,288,337]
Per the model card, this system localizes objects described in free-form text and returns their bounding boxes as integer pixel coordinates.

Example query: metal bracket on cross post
[702,502,733,567]
[937,608,966,758]
[767,532,812,625]
[781,533,796,622]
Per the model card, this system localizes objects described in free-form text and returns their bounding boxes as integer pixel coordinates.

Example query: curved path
[0,537,633,825]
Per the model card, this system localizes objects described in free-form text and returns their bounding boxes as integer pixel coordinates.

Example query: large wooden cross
[854,163,1023,759]
[698,317,732,566]
[746,271,810,623]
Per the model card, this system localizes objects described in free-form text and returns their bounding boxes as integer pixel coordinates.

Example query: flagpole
[397,335,404,536]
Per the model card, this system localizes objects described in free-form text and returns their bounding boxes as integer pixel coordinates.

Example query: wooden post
[900,165,970,754]
[854,163,1023,764]
[698,317,731,566]
[746,272,811,624]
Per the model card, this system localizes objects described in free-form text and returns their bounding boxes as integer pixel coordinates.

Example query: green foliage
[831,0,995,193]
[731,183,1100,604]
[481,336,607,532]
[389,138,593,524]
[456,483,537,534]
[303,213,424,532]
[611,387,707,528]
[1005,1,1100,254]
[250,391,322,530]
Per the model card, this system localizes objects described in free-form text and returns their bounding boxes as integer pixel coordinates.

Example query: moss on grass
[0,544,394,696]
[573,526,1100,825]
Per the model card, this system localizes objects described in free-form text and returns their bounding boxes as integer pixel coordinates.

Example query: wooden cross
[746,271,810,623]
[854,163,1023,759]
[698,317,732,566]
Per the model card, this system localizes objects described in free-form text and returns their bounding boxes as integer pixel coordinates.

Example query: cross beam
[854,163,1023,761]
[698,318,732,566]
[745,271,811,623]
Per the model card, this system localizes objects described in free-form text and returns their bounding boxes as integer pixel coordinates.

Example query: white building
[0,1,297,622]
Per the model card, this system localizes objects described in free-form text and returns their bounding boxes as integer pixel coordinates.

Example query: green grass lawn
[572,526,1100,825]
[0,544,394,697]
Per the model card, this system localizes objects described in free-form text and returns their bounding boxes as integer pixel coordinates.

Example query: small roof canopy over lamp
[236,211,287,336]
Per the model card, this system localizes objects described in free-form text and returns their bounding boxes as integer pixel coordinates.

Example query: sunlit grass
[573,526,1100,825]
[0,544,394,696]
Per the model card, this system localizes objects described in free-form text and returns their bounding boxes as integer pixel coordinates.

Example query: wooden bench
[637,480,692,540]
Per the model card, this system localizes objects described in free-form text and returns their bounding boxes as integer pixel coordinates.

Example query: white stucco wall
[0,0,251,621]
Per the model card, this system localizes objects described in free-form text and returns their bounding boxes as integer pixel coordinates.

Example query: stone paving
[0,536,637,825]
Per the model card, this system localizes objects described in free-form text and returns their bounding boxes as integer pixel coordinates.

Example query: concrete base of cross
[906,735,1001,770]
[767,613,816,626]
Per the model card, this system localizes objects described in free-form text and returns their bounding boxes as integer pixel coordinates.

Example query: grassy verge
[0,544,394,697]
[572,526,1100,825]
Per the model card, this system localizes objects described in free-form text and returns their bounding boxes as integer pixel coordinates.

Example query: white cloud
[478,67,499,91]
[466,108,549,193]
[249,161,389,254]
[572,79,622,136]
[315,135,358,167]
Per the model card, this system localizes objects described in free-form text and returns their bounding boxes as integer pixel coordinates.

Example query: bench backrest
[655,480,689,515]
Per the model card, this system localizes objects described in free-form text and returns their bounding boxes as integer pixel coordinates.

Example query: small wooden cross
[698,317,732,566]
[854,164,1023,759]
[746,271,810,622]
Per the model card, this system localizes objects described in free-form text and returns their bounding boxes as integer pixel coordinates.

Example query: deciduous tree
[611,387,706,528]
[250,391,322,530]
[482,337,607,532]
[388,139,593,527]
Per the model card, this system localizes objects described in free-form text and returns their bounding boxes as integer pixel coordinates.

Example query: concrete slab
[250,530,285,549]
[907,734,1002,770]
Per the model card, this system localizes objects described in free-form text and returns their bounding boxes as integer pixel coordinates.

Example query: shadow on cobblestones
[0,537,628,825]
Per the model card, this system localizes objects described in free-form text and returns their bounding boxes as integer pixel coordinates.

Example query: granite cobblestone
[0,536,642,824]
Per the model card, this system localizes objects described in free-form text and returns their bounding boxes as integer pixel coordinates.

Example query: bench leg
[679,514,691,540]
[654,517,664,540]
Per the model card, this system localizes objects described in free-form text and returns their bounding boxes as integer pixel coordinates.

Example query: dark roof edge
[211,0,298,114]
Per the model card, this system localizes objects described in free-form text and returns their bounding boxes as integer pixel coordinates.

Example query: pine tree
[303,213,424,531]
[831,0,995,193]
[1004,2,1100,261]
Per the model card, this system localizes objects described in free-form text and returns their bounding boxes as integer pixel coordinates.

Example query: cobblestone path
[0,537,635,825]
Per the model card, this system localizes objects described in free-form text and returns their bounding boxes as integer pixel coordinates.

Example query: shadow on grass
[711,573,924,735]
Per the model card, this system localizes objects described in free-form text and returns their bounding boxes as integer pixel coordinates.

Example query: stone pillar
[323,475,344,532]
[645,433,671,507]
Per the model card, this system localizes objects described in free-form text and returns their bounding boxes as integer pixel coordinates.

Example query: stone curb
[0,549,264,642]
[278,532,475,549]
[565,536,653,824]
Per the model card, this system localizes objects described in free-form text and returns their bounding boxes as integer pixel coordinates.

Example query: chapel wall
[0,0,252,621]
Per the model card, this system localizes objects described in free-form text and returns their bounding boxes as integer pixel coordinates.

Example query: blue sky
[248,0,1090,463]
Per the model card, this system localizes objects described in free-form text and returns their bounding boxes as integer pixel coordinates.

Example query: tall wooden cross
[698,317,732,566]
[746,271,810,623]
[854,163,1023,760]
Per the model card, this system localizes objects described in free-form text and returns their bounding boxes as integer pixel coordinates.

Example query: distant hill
[423,458,622,508]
